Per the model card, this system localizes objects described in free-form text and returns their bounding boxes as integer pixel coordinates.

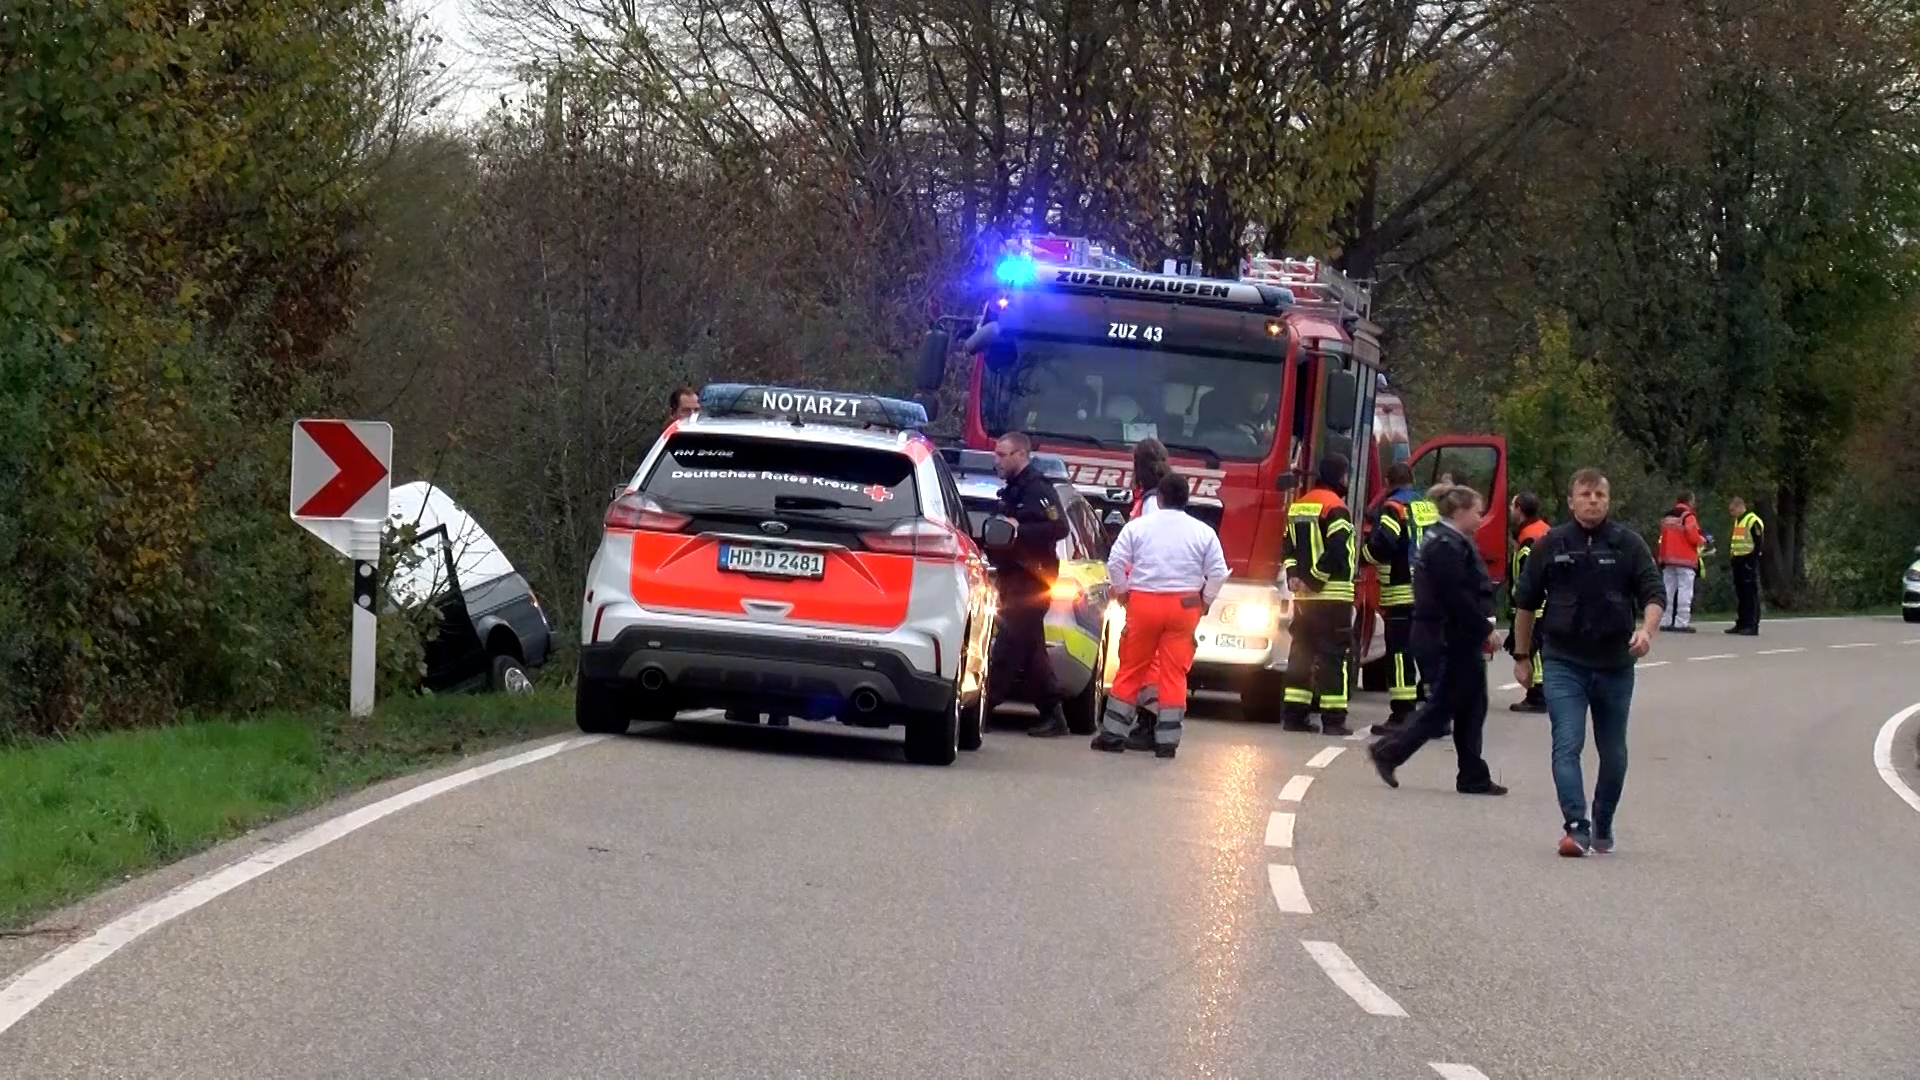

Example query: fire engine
[910,235,1510,717]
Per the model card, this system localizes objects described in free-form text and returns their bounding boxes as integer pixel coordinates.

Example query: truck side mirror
[980,515,1017,549]
[1325,369,1357,434]
[913,392,942,422]
[914,328,951,392]
[1275,473,1300,493]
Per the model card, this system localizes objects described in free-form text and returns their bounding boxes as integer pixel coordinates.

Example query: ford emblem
[759,521,789,535]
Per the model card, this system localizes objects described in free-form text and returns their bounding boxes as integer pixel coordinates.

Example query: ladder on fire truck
[1006,233,1142,272]
[1240,255,1372,324]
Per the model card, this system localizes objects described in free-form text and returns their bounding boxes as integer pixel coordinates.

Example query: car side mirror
[980,515,1017,549]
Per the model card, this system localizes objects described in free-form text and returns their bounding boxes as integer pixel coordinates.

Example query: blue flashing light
[994,253,1039,287]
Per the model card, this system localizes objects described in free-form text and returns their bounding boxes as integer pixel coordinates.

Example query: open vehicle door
[1406,434,1509,583]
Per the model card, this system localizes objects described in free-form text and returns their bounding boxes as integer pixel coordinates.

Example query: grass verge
[1,688,573,931]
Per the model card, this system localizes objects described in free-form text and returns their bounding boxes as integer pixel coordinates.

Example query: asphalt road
[3,617,1918,1078]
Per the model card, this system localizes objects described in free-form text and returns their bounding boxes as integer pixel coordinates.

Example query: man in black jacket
[1367,484,1507,795]
[985,431,1073,737]
[1511,467,1666,857]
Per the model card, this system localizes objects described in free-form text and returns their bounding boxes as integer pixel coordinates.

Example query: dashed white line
[1302,940,1407,1017]
[1431,1065,1491,1080]
[1757,647,1805,655]
[1306,746,1345,769]
[1638,659,1669,667]
[1689,654,1737,661]
[1829,642,1876,650]
[1264,811,1296,849]
[0,734,607,1037]
[1904,638,1920,645]
[1277,774,1315,802]
[1497,682,1521,691]
[1268,865,1312,913]
[1872,703,1920,815]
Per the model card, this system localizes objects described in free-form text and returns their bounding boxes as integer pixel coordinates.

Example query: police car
[944,448,1117,734]
[576,384,998,766]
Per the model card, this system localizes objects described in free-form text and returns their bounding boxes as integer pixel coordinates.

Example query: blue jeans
[1542,657,1635,836]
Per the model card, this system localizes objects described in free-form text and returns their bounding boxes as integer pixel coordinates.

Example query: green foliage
[1494,311,1631,508]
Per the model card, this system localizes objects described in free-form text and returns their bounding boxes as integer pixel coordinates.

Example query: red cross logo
[863,484,894,502]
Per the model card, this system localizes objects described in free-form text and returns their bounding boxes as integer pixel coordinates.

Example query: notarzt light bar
[698,383,929,431]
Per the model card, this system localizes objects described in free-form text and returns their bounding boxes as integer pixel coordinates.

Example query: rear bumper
[580,626,955,717]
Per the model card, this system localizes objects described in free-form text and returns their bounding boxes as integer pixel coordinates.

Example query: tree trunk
[1763,480,1809,608]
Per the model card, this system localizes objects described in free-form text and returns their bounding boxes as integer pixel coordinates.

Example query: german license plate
[1212,633,1249,650]
[718,544,825,579]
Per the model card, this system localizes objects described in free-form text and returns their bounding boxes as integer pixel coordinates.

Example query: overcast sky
[417,0,520,126]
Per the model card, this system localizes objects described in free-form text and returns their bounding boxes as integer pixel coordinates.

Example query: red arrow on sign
[295,420,390,518]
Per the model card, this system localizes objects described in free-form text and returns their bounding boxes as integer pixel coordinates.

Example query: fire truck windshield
[977,339,1284,461]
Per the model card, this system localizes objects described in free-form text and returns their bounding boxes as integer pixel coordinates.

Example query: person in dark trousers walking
[1368,484,1507,795]
[984,431,1073,737]
[1363,463,1432,736]
[1280,454,1357,736]
[1506,492,1551,713]
[1727,497,1765,635]
[1511,467,1665,857]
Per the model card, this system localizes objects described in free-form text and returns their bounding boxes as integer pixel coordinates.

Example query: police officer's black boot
[1028,703,1070,738]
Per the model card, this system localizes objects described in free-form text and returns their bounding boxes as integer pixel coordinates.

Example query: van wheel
[1063,640,1105,736]
[575,679,630,735]
[490,653,533,693]
[1242,669,1286,723]
[1905,608,1920,624]
[905,697,960,766]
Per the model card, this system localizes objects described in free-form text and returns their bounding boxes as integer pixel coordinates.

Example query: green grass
[0,689,572,930]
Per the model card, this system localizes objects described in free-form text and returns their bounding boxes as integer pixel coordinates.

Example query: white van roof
[387,482,518,606]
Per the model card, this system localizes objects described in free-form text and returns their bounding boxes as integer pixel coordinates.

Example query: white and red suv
[576,384,998,765]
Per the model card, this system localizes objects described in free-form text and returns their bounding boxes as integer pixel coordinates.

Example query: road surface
[4,617,1918,1078]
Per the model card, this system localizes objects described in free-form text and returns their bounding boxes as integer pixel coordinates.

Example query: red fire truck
[911,235,1508,717]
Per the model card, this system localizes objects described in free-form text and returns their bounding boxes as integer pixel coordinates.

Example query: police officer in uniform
[1506,491,1551,712]
[1727,497,1765,636]
[985,431,1073,737]
[1363,462,1433,736]
[1280,454,1356,736]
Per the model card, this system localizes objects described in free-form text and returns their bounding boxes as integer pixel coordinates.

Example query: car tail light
[861,519,963,561]
[605,492,690,532]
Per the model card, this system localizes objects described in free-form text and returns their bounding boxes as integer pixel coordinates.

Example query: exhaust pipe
[849,687,881,715]
[637,667,667,692]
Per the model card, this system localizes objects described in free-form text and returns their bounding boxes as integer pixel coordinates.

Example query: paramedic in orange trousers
[1122,438,1172,745]
[1092,473,1230,759]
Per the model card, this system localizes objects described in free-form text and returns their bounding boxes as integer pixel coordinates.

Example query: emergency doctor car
[576,384,998,766]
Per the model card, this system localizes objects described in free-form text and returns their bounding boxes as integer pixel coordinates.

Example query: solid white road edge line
[0,734,607,1037]
[1267,865,1312,914]
[1871,703,1920,815]
[1757,647,1806,655]
[1302,940,1408,1017]
[1306,746,1345,769]
[1265,811,1296,849]
[1278,774,1315,802]
[1430,1065,1492,1080]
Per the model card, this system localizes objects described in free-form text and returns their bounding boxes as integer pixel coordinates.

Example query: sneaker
[1592,832,1615,854]
[1558,826,1592,858]
[1671,625,1696,634]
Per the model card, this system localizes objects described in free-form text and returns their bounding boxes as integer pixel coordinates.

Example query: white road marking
[1872,703,1920,815]
[1829,642,1876,650]
[1306,746,1345,769]
[0,734,605,1036]
[1639,660,1670,668]
[1267,865,1312,914]
[1757,647,1805,655]
[1689,654,1737,661]
[1302,940,1408,1017]
[1345,729,1371,742]
[1431,1066,1491,1080]
[1497,682,1521,690]
[1265,812,1296,849]
[1277,774,1314,802]
[1904,638,1920,645]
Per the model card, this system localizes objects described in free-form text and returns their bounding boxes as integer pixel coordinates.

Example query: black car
[388,482,553,693]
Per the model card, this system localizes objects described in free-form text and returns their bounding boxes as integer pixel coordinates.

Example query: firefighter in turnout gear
[1506,491,1550,712]
[1363,463,1432,736]
[1727,497,1765,635]
[1280,454,1357,736]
